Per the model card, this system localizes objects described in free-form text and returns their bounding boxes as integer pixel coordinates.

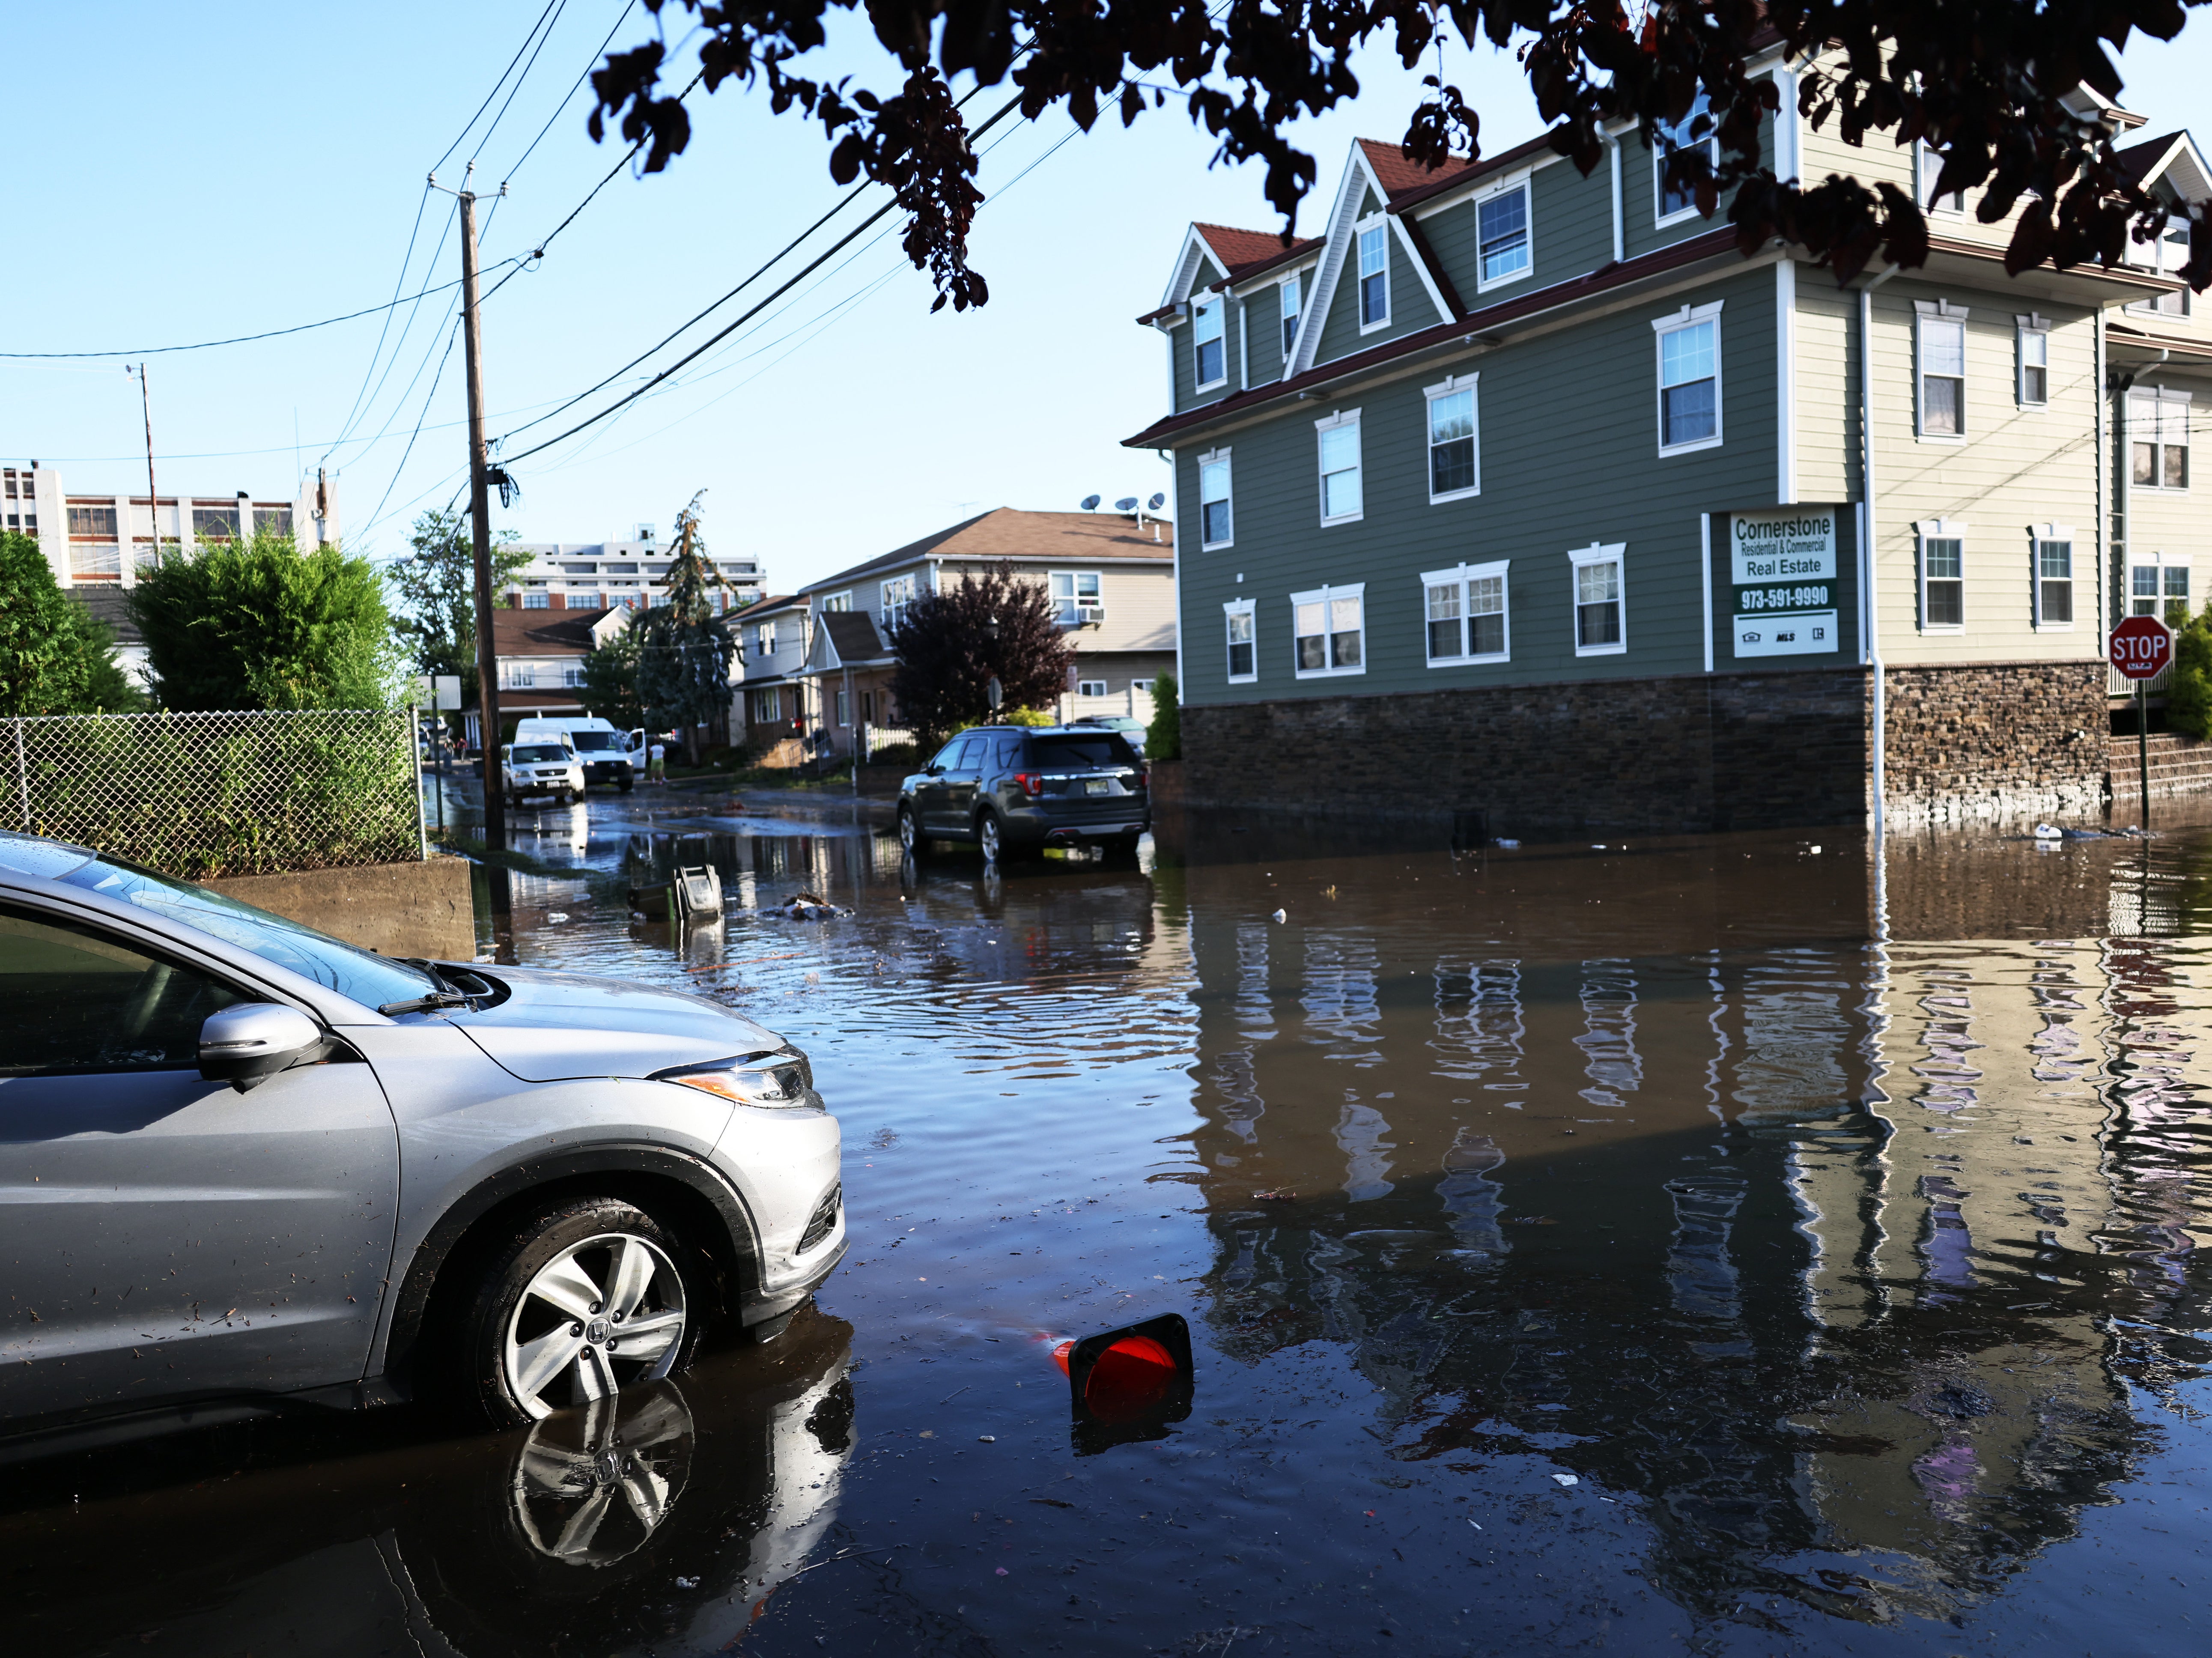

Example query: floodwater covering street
[10,781,2212,1656]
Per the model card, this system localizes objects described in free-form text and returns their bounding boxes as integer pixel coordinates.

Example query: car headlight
[652,1047,816,1106]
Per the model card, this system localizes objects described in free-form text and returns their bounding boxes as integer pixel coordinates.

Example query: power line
[323,196,460,463]
[476,0,572,167]
[0,271,505,360]
[357,319,465,544]
[501,0,638,185]
[321,185,437,465]
[431,0,564,177]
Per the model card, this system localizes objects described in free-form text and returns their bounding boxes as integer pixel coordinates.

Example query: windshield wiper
[377,989,475,1017]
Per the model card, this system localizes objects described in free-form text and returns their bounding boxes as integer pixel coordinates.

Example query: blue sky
[6,5,2207,594]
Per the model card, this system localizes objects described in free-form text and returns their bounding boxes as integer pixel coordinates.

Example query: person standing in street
[648,738,667,785]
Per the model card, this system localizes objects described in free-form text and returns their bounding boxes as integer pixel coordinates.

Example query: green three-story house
[1124,50,2209,835]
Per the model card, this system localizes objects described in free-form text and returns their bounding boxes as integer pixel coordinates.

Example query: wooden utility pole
[130,364,159,566]
[456,173,505,845]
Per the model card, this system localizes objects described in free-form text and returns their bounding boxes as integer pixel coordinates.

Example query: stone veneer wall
[1181,668,1871,837]
[2108,731,2212,805]
[1880,662,2108,829]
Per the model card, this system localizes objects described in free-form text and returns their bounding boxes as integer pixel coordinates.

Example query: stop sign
[2111,615,2174,680]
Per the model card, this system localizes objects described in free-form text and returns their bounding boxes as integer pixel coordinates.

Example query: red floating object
[1051,1314,1194,1433]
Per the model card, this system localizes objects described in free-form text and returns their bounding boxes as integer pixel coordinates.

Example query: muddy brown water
[9,787,2212,1655]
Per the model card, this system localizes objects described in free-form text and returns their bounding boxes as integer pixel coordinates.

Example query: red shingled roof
[1356,138,1480,203]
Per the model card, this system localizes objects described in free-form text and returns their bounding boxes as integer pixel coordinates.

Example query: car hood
[443,965,784,1082]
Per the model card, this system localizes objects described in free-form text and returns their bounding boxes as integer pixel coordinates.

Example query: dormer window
[1357,224,1389,329]
[1279,274,1301,358]
[1915,142,1965,215]
[1655,95,1716,225]
[1477,185,1530,287]
[1193,297,1225,388]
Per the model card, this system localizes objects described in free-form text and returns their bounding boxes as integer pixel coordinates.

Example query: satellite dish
[1114,496,1139,513]
[1080,495,1100,511]
[1147,492,1166,511]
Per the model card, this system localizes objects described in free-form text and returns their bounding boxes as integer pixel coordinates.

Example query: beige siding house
[790,508,1176,760]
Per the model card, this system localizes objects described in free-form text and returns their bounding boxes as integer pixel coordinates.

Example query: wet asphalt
[8,777,2212,1655]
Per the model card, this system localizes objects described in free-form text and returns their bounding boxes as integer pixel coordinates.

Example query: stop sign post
[2111,615,2173,829]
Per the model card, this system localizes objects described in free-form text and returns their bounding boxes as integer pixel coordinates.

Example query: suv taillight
[1012,771,1044,798]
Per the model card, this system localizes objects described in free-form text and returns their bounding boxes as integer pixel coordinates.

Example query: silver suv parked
[0,832,844,1438]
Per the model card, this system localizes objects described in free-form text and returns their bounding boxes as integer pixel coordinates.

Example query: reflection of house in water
[1179,859,2208,1625]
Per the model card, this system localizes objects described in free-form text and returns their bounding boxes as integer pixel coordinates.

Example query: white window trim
[1914,299,1971,444]
[1913,518,1968,635]
[1653,301,1724,457]
[1420,558,1511,666]
[1567,542,1628,657]
[1223,596,1258,686]
[1315,408,1365,527]
[1277,272,1303,362]
[1198,446,1234,551]
[1654,110,1718,229]
[2033,522,2078,633]
[1424,373,1482,504]
[1290,581,1367,680]
[1355,216,1392,335]
[822,590,853,612]
[879,575,916,629]
[1076,679,1110,698]
[2130,385,2193,492]
[1192,294,1228,392]
[1914,140,1966,215]
[1473,179,1534,294]
[2015,312,2050,409]
[1049,569,1103,627]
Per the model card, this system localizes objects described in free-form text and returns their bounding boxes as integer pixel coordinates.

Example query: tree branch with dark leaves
[588,0,2209,307]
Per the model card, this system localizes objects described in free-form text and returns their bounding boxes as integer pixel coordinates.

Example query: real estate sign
[1729,508,1840,659]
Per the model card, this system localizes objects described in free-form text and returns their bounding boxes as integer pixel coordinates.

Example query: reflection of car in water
[3,1312,858,1656]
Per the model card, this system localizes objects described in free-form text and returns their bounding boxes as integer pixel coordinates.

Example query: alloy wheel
[899,809,919,851]
[979,813,1002,863]
[502,1232,688,1421]
[510,1384,693,1564]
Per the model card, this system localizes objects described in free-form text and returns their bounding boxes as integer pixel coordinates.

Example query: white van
[513,716,638,792]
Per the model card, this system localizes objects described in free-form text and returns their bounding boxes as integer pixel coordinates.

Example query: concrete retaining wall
[209,856,476,960]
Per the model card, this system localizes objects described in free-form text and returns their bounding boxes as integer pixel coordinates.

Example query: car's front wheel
[897,805,928,857]
[456,1196,704,1427]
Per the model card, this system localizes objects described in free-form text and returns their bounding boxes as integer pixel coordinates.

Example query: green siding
[1622,115,1774,259]
[1177,266,1816,705]
[1171,256,1228,414]
[1418,153,1613,310]
[1314,219,1442,366]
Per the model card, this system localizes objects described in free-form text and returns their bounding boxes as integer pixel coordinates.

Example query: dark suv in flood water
[898,725,1148,862]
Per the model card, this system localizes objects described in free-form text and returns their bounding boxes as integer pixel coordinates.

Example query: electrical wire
[475,0,571,167]
[501,0,638,185]
[356,318,465,544]
[323,196,462,462]
[319,185,436,465]
[0,273,497,359]
[431,0,565,178]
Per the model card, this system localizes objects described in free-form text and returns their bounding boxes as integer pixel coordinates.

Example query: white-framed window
[2016,313,2049,406]
[1915,141,1965,215]
[1356,221,1390,330]
[1050,570,1103,626]
[822,591,852,612]
[1568,543,1626,656]
[2127,223,2191,316]
[2033,525,2075,629]
[1224,598,1257,683]
[1279,274,1302,358]
[1315,409,1363,525]
[1916,300,1969,439]
[2132,558,2191,623]
[1076,679,1109,698]
[2130,388,2191,489]
[881,574,916,632]
[1653,301,1723,455]
[1476,183,1531,288]
[749,687,783,723]
[1291,583,1365,677]
[1425,375,1481,502]
[1422,560,1510,665]
[755,618,778,655]
[1199,449,1233,549]
[1193,295,1226,389]
[834,687,848,726]
[1655,95,1716,225]
[1915,520,1966,631]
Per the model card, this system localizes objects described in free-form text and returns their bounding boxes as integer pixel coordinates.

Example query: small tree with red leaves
[885,562,1074,749]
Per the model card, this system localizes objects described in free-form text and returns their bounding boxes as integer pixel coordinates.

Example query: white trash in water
[1551,1473,1580,1487]
[2034,823,2062,840]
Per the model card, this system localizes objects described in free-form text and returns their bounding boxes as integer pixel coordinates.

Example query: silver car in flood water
[0,832,845,1440]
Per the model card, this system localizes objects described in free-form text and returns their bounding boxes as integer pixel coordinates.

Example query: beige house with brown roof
[777,507,1176,760]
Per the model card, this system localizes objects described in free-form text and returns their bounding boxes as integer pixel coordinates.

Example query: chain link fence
[6,710,424,878]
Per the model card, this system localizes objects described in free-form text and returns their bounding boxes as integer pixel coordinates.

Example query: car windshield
[1032,733,1140,769]
[513,745,569,763]
[568,731,623,752]
[0,836,438,1008]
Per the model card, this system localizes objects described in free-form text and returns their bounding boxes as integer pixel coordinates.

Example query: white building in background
[504,522,765,614]
[2,460,339,589]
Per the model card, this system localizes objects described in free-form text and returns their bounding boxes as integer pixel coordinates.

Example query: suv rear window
[1031,733,1139,769]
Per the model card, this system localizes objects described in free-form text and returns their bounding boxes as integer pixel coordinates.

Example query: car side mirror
[200,1003,324,1092]
[926,764,945,776]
